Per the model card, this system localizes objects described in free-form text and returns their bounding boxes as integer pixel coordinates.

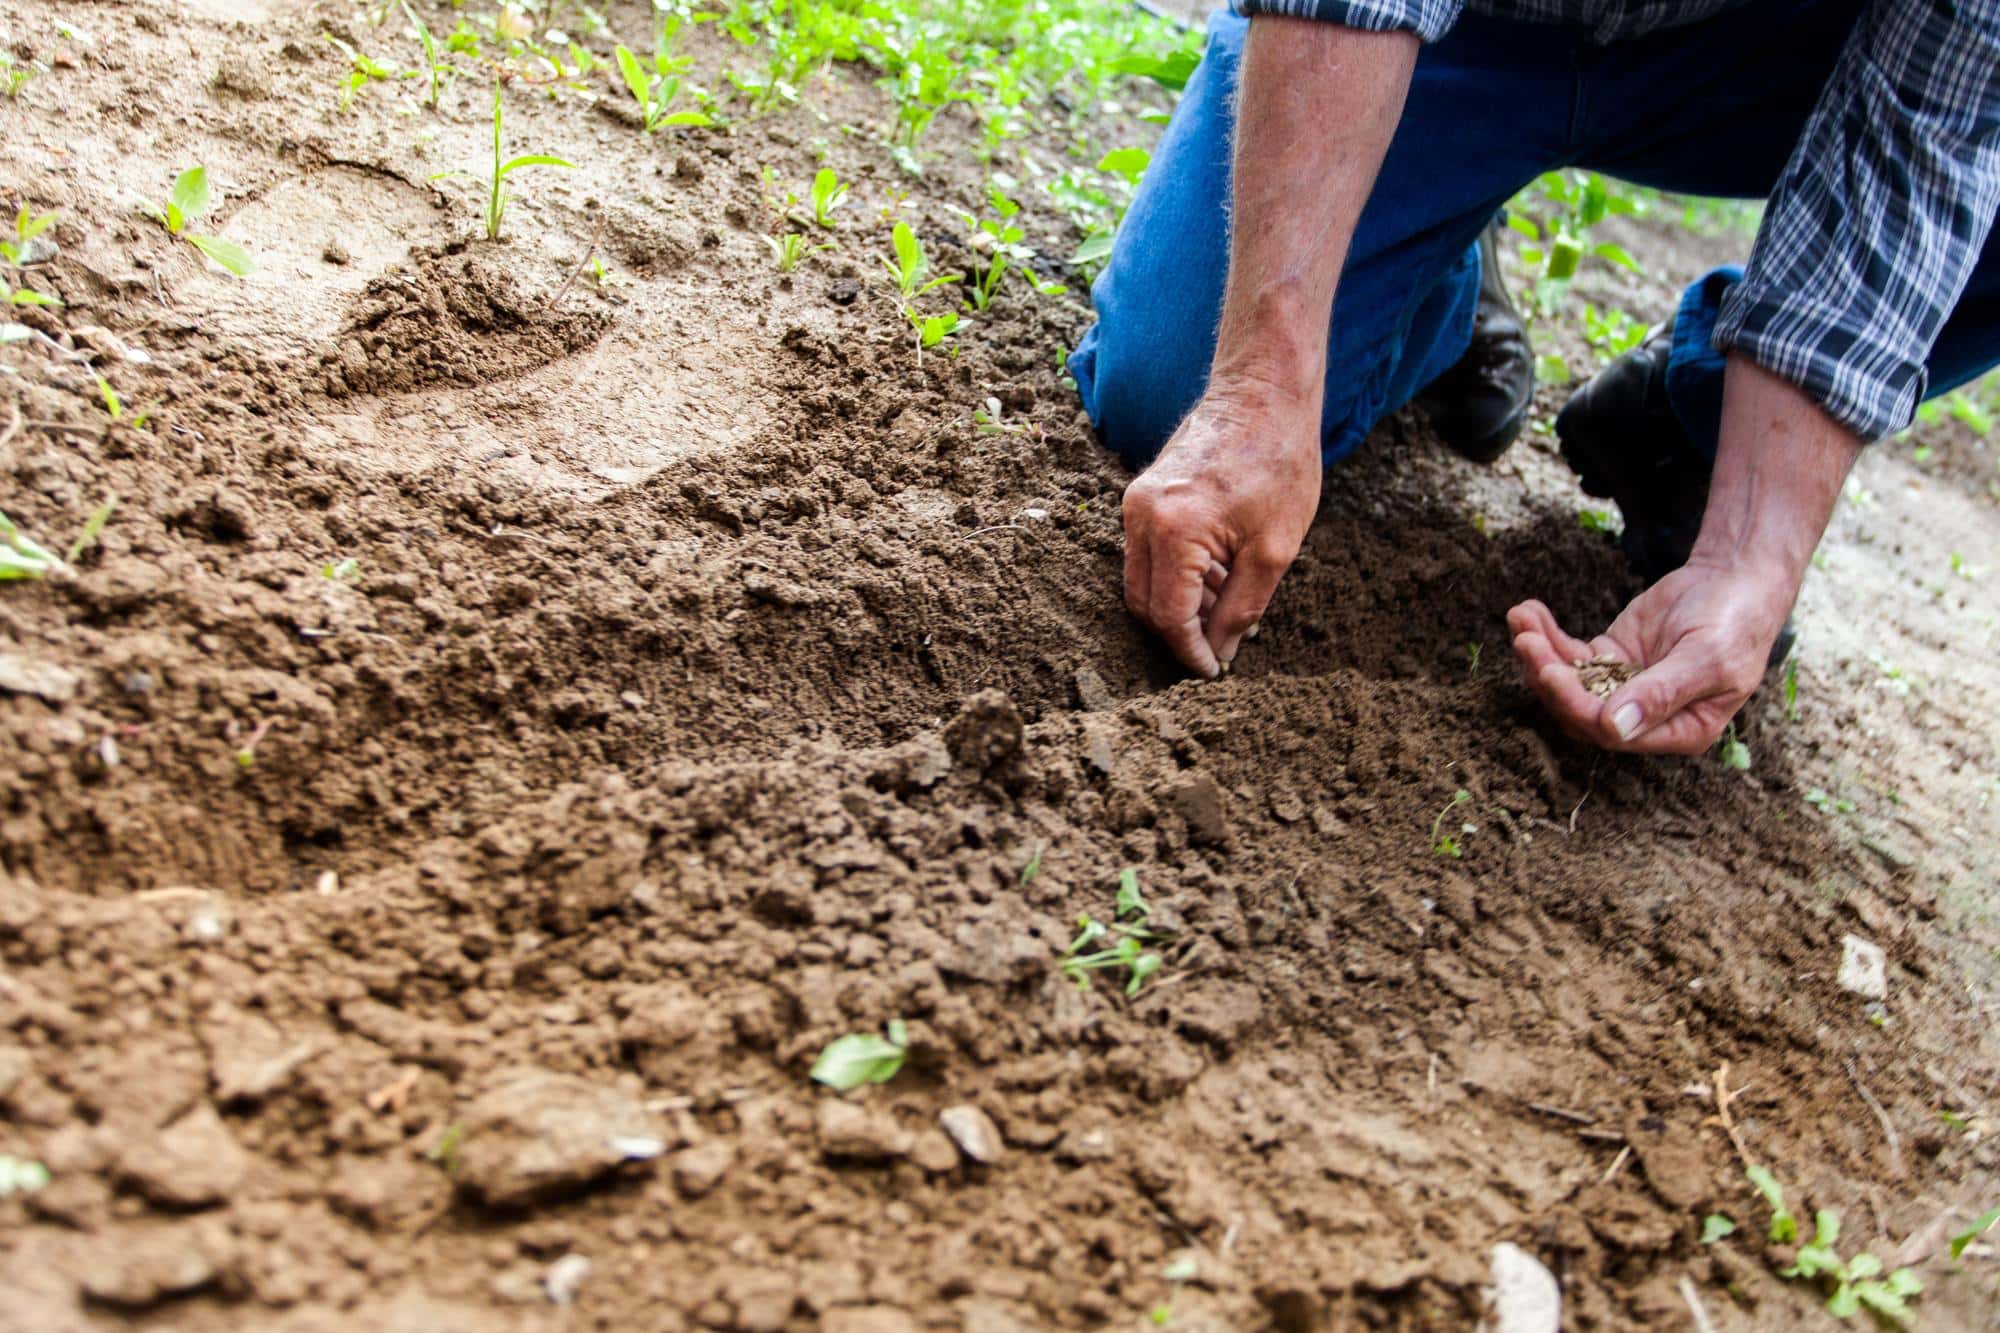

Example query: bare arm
[1123,18,1418,677]
[1510,355,1860,752]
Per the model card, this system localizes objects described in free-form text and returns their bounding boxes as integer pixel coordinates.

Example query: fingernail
[1611,703,1642,739]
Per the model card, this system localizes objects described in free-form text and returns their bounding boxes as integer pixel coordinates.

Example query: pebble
[908,1129,959,1175]
[1072,667,1112,712]
[938,1104,1005,1165]
[670,1140,735,1198]
[544,1253,592,1305]
[1484,1242,1560,1333]
[1838,933,1888,999]
[815,1100,909,1161]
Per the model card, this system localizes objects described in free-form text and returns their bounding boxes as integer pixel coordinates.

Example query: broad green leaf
[1125,952,1161,995]
[17,207,55,241]
[1951,1205,2000,1260]
[1069,232,1114,266]
[656,111,711,127]
[614,44,651,114]
[1845,1252,1882,1280]
[169,166,210,225]
[1853,1281,1915,1323]
[1096,147,1149,184]
[188,234,253,277]
[497,154,573,177]
[1814,1208,1841,1248]
[1593,241,1642,273]
[891,220,922,279]
[1699,1214,1736,1244]
[1110,49,1198,90]
[809,1030,906,1090]
[1826,1284,1860,1319]
[1505,213,1541,242]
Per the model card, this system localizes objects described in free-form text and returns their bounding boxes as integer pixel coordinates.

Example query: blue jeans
[1071,0,2000,470]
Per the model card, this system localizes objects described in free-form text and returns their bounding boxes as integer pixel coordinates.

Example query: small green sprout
[1,206,61,308]
[1951,1205,1999,1261]
[1,51,42,98]
[1782,655,1800,722]
[810,1019,908,1090]
[766,232,809,272]
[427,1121,464,1174]
[400,0,452,108]
[325,34,400,111]
[430,86,573,242]
[1431,788,1471,857]
[142,167,254,277]
[1466,641,1481,674]
[614,43,711,132]
[810,168,850,228]
[1700,1213,1736,1244]
[1060,870,1167,996]
[1,498,114,580]
[0,1155,50,1196]
[1778,1207,1924,1322]
[1578,507,1620,535]
[1717,724,1751,771]
[1019,842,1043,887]
[322,557,361,581]
[904,306,960,359]
[1804,787,1855,815]
[1747,1164,1796,1242]
[881,220,956,297]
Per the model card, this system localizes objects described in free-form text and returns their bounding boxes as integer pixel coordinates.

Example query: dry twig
[550,212,604,309]
[1703,1061,1754,1170]
[1844,1057,1906,1180]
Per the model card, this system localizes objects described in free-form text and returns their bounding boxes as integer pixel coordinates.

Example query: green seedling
[1508,170,1643,311]
[399,1,452,108]
[1466,642,1482,674]
[1096,146,1149,188]
[810,1019,908,1090]
[881,220,956,297]
[1578,507,1619,535]
[1779,1207,1924,1322]
[810,167,850,228]
[1782,656,1800,722]
[1,205,61,308]
[766,231,814,272]
[1019,841,1044,887]
[0,498,114,580]
[322,557,361,581]
[233,718,274,769]
[0,1155,50,1196]
[142,167,254,277]
[1700,1213,1736,1244]
[430,86,572,242]
[1431,788,1472,857]
[325,34,401,111]
[1718,724,1751,771]
[1804,786,1855,815]
[904,306,960,360]
[427,1121,464,1174]
[962,186,1063,310]
[1581,302,1646,361]
[1,51,40,98]
[1061,869,1166,997]
[614,42,711,132]
[1951,1205,1999,1261]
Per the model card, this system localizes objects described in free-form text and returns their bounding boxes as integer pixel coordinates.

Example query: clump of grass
[141,167,254,277]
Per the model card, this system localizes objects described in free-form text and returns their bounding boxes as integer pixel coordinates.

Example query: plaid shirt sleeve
[1713,0,2000,442]
[1233,0,1463,43]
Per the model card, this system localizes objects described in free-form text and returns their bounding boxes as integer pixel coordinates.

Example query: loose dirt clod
[453,1069,669,1208]
[116,1105,249,1209]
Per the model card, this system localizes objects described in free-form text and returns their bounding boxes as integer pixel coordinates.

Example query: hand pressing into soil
[1507,555,1794,754]
[1122,391,1323,678]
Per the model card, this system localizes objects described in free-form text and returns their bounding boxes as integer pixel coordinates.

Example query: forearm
[1690,354,1863,590]
[1211,18,1417,410]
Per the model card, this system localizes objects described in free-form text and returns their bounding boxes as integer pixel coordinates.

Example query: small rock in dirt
[670,1140,735,1198]
[1056,1126,1116,1165]
[544,1253,591,1306]
[322,240,352,266]
[1072,667,1112,712]
[1484,1241,1560,1333]
[822,1307,922,1333]
[1082,721,1115,774]
[182,901,232,944]
[454,1068,671,1208]
[938,1104,1006,1165]
[0,653,81,704]
[816,1100,909,1161]
[1838,933,1888,999]
[828,277,860,305]
[1170,775,1229,845]
[944,688,1025,770]
[118,1104,250,1208]
[81,1227,222,1307]
[908,1128,959,1175]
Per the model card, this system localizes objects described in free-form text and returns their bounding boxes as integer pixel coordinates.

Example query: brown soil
[3,3,1997,1331]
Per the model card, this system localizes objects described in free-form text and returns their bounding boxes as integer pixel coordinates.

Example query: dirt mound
[319,246,610,397]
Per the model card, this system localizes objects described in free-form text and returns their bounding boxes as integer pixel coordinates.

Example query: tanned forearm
[1210,18,1418,413]
[1689,355,1863,596]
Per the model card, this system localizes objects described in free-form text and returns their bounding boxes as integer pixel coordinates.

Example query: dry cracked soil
[1,1,1998,1330]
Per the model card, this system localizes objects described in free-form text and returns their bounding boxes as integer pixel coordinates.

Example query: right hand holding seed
[1120,391,1323,678]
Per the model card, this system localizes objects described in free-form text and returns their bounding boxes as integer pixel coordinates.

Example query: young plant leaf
[1746,1165,1797,1243]
[1115,867,1148,920]
[810,1026,907,1090]
[1952,1205,2000,1260]
[1699,1214,1736,1244]
[64,497,116,565]
[188,234,254,277]
[168,166,210,228]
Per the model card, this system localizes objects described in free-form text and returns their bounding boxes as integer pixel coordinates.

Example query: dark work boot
[1414,219,1535,464]
[1556,320,1796,666]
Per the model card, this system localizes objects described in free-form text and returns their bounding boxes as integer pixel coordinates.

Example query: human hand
[1121,390,1323,678]
[1507,555,1796,754]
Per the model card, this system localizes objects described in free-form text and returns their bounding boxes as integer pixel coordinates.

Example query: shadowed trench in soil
[1,0,1997,1328]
